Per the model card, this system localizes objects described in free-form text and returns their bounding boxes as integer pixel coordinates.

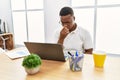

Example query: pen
[75,50,79,57]
[68,51,75,70]
[68,51,73,57]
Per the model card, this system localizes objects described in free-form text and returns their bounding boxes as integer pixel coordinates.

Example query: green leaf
[22,53,42,68]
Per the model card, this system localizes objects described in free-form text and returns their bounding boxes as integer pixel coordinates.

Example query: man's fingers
[64,24,68,27]
[63,26,69,31]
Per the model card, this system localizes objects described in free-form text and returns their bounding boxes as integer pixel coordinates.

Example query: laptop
[24,42,67,62]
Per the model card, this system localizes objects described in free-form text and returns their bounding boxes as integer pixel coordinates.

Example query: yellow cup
[93,51,106,68]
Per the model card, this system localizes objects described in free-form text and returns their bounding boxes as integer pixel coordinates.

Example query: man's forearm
[57,38,64,44]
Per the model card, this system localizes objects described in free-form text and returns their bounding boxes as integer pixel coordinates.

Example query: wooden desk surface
[0,49,120,80]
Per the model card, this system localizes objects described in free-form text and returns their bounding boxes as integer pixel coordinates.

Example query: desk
[0,48,120,80]
[0,33,14,50]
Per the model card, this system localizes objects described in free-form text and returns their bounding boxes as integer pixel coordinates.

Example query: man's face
[60,14,75,30]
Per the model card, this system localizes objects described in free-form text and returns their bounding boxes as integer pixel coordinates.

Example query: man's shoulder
[77,26,89,34]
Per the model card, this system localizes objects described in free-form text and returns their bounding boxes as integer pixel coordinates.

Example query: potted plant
[22,54,42,74]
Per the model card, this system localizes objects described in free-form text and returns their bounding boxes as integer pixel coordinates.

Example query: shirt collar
[70,24,78,34]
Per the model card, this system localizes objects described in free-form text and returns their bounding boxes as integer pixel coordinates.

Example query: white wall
[44,0,70,42]
[0,0,13,32]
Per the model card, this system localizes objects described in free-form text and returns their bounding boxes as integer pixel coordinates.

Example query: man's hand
[57,26,69,44]
[60,26,69,39]
[85,48,93,54]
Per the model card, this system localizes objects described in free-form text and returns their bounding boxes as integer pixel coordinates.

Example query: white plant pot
[25,65,40,74]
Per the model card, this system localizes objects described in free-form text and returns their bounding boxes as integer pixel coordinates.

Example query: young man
[54,7,93,54]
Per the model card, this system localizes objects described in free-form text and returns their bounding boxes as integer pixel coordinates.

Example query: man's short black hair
[59,7,74,16]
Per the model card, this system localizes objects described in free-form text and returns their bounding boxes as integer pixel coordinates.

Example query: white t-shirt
[54,26,93,53]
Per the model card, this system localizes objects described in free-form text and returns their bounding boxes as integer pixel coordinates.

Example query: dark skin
[58,14,93,54]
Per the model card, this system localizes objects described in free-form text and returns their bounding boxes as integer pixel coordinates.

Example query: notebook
[24,42,67,62]
[5,47,30,59]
